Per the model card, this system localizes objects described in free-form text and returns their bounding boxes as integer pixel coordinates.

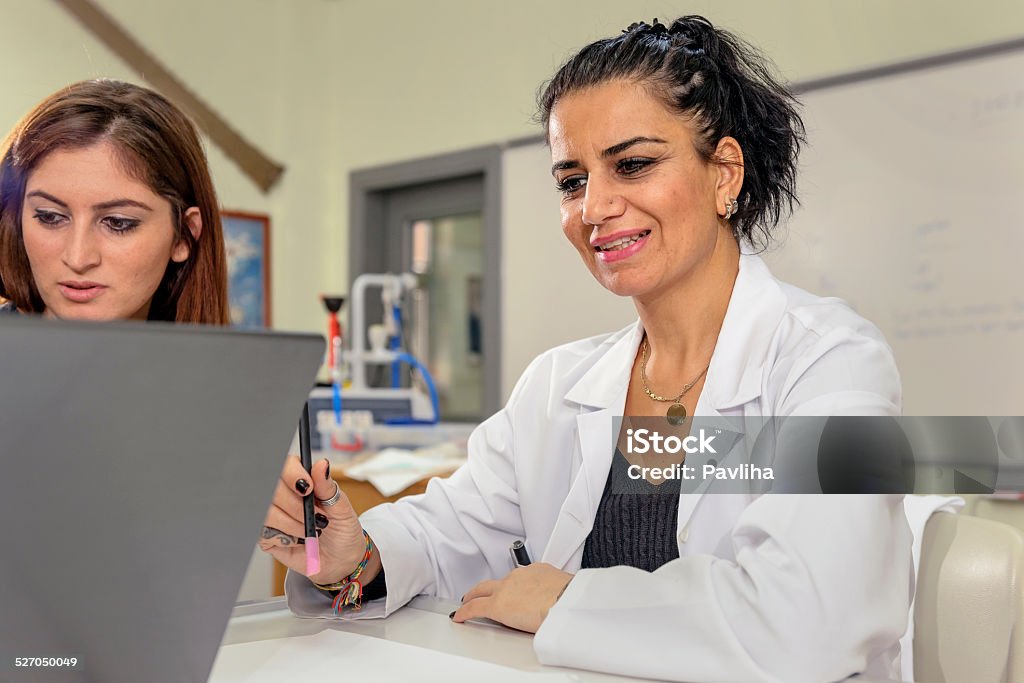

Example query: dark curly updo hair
[538,16,805,249]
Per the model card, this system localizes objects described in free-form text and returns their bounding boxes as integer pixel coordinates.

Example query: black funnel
[321,295,346,313]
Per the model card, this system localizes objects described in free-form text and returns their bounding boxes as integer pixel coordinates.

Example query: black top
[318,564,388,603]
[581,450,681,572]
[361,565,388,600]
[0,301,17,314]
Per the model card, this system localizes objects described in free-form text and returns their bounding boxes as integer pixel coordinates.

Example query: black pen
[510,540,531,567]
[299,402,320,575]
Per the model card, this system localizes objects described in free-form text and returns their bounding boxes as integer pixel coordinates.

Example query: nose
[580,175,626,226]
[61,223,101,273]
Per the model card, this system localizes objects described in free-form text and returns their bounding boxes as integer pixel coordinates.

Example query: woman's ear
[171,207,203,263]
[713,136,744,215]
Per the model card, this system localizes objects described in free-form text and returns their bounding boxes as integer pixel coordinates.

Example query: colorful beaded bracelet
[313,530,374,613]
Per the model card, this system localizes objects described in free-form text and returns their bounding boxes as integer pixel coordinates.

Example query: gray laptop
[0,316,323,683]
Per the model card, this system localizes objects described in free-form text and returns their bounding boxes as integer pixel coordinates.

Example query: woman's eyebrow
[92,198,153,211]
[551,136,669,174]
[551,159,579,175]
[25,190,69,208]
[24,191,153,212]
[601,136,667,158]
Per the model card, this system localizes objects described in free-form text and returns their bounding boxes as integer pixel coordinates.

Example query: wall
[325,0,1024,397]
[504,47,1024,415]
[0,0,337,333]
[3,0,1023,383]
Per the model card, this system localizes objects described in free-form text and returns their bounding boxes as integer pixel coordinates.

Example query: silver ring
[316,481,342,507]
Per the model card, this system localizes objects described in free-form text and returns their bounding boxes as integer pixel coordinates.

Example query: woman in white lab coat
[262,16,912,682]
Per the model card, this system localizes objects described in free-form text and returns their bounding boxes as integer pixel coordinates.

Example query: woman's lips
[595,231,651,263]
[58,283,108,303]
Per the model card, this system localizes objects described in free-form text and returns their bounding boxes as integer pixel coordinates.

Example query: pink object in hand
[305,537,321,576]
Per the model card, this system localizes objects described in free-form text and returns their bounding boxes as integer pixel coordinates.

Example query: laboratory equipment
[321,295,346,426]
[315,272,447,456]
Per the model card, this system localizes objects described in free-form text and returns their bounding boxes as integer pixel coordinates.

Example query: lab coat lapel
[702,254,786,412]
[544,256,788,563]
[542,324,641,570]
[541,410,616,570]
[678,255,786,529]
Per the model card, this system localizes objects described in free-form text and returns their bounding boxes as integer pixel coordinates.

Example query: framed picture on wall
[222,211,271,328]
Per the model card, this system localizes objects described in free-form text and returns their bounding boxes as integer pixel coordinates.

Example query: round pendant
[666,402,687,426]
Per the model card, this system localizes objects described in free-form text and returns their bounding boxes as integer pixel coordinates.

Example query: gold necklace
[639,337,710,425]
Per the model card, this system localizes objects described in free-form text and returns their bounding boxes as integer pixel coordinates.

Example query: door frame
[350,145,503,416]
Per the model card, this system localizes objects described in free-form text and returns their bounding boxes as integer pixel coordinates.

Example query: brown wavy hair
[0,79,229,324]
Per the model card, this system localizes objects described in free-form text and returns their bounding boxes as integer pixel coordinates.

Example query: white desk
[214,597,907,683]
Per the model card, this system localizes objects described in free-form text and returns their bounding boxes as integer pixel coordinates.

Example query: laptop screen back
[0,317,323,683]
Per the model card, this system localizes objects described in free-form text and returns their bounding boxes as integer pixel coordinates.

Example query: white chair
[962,494,1024,534]
[913,511,1024,682]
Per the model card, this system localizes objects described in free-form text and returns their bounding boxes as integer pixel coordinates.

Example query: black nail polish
[315,528,323,537]
[324,459,331,480]
[295,479,310,494]
[449,611,456,619]
[297,537,305,545]
[315,513,329,529]
[460,594,465,603]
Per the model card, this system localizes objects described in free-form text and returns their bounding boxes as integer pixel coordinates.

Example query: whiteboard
[500,42,1024,414]
[764,43,1024,415]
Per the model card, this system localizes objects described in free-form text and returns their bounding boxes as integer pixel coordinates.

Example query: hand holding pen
[257,416,379,586]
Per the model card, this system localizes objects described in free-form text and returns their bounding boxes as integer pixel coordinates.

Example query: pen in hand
[299,402,320,575]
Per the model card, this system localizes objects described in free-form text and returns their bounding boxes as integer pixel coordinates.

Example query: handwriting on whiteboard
[892,299,1024,339]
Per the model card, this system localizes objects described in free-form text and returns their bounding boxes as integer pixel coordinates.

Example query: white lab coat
[287,254,913,683]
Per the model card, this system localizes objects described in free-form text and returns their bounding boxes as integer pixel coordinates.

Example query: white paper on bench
[208,628,575,682]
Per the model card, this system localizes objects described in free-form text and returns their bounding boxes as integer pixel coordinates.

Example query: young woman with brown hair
[0,79,228,324]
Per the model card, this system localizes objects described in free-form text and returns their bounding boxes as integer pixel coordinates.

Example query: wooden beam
[53,0,284,193]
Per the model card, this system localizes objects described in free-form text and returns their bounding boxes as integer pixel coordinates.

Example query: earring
[723,198,739,220]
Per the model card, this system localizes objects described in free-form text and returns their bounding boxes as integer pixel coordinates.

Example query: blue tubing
[332,381,343,425]
[390,305,402,388]
[385,352,440,425]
